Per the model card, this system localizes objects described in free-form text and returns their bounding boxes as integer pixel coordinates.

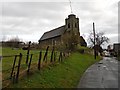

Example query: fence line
[26,41,31,64]
[10,55,17,78]
[27,54,33,74]
[2,50,54,59]
[38,51,42,70]
[2,44,71,87]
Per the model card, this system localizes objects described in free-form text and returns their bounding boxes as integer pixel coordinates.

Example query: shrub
[76,45,93,54]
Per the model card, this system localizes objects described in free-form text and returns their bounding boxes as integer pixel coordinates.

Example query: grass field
[2,47,54,71]
[2,47,61,87]
[2,47,101,88]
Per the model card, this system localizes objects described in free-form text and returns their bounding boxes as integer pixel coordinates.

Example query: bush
[78,49,84,54]
[76,45,93,54]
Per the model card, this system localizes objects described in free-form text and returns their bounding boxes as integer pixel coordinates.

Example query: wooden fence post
[61,52,63,62]
[13,72,16,84]
[26,41,31,64]
[10,55,17,78]
[50,46,54,63]
[63,52,65,57]
[27,54,33,74]
[43,46,49,63]
[54,51,56,62]
[38,51,42,70]
[58,52,61,62]
[16,53,22,83]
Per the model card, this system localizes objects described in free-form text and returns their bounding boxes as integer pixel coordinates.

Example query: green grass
[8,52,101,88]
[2,47,60,85]
[2,47,59,70]
[2,47,101,88]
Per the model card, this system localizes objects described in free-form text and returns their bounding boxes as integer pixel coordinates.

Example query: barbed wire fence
[1,42,71,88]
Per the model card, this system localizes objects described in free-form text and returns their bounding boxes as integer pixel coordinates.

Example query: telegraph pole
[93,22,96,59]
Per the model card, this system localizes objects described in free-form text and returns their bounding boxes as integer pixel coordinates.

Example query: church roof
[40,25,65,41]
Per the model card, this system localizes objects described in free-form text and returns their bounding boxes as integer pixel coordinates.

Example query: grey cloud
[73,2,118,33]
[1,1,119,46]
[2,2,68,17]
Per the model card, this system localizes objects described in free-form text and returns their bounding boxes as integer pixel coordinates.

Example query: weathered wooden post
[59,52,62,62]
[27,54,33,74]
[16,53,22,83]
[13,72,16,84]
[54,51,56,62]
[10,55,17,78]
[38,51,42,70]
[61,52,63,62]
[43,46,49,63]
[50,46,54,63]
[58,52,60,62]
[63,52,65,58]
[0,56,2,62]
[26,41,31,64]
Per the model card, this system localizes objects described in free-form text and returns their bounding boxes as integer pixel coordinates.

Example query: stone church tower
[61,14,80,47]
[65,14,80,36]
[39,14,80,48]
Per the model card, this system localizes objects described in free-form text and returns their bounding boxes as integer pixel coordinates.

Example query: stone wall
[39,36,61,49]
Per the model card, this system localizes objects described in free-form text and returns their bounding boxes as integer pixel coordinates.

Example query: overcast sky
[0,0,119,48]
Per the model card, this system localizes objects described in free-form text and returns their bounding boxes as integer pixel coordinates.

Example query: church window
[68,23,70,28]
[75,23,77,28]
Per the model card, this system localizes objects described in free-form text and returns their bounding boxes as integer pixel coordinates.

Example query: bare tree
[5,36,22,48]
[88,32,109,56]
[88,32,109,47]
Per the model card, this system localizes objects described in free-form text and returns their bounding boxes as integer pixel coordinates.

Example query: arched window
[75,23,77,28]
[68,23,70,28]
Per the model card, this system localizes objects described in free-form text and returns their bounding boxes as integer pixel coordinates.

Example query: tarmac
[77,57,119,88]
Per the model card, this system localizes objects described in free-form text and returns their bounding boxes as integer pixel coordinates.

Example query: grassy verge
[2,47,60,85]
[7,52,101,88]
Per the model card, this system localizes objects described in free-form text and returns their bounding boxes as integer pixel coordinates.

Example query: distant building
[113,43,120,55]
[38,14,80,48]
[107,45,113,50]
[107,44,114,56]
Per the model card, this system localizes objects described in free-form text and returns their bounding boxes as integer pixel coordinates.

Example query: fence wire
[0,45,70,87]
[2,47,70,88]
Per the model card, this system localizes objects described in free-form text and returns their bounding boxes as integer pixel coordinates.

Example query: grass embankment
[2,47,60,85]
[7,52,101,88]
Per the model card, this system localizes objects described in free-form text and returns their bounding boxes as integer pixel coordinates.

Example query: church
[38,14,81,48]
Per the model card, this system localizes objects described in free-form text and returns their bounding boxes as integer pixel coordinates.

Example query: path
[77,57,119,88]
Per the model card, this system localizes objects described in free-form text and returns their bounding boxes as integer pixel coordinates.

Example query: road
[77,57,119,88]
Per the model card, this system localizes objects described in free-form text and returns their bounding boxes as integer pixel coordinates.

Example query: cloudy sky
[0,0,119,48]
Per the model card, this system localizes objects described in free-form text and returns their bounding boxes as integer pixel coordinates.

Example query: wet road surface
[77,57,119,88]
